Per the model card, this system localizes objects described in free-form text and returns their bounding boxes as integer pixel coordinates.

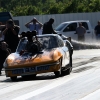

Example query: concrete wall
[13,12,100,33]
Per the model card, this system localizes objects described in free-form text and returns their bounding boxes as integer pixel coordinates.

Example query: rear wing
[0,12,19,25]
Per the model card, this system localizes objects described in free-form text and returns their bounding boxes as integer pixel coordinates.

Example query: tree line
[0,0,100,16]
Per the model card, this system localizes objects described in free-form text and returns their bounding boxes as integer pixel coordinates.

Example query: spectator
[0,22,5,30]
[0,22,5,43]
[0,41,11,75]
[76,22,86,42]
[94,21,100,41]
[25,17,43,35]
[2,19,20,53]
[42,18,57,34]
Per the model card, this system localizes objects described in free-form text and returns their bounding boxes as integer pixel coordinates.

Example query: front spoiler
[5,62,60,77]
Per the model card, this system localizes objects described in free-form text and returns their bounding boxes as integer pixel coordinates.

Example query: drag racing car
[3,31,73,81]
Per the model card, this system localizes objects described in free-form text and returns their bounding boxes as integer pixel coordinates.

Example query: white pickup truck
[55,20,96,42]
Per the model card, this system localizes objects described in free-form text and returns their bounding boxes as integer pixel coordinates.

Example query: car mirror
[58,33,62,36]
[66,37,71,42]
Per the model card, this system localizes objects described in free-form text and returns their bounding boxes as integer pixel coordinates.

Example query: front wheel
[54,59,62,77]
[65,55,72,75]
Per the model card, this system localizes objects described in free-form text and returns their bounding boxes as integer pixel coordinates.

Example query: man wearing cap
[25,17,43,35]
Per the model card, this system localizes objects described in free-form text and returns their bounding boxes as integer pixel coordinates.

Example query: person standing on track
[76,22,86,42]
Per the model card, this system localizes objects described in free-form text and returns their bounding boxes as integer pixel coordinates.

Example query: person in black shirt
[42,18,57,34]
[94,21,100,41]
[0,41,10,75]
[2,19,20,52]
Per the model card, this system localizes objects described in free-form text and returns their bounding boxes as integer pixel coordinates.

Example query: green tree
[0,0,100,16]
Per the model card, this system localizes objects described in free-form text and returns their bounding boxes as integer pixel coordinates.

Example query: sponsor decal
[12,65,50,74]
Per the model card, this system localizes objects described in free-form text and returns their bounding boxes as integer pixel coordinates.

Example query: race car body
[4,33,73,81]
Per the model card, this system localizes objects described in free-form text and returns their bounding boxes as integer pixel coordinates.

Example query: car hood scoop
[7,49,57,66]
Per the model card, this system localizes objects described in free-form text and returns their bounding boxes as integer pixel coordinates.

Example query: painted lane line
[12,62,99,100]
[78,88,100,100]
[0,80,45,95]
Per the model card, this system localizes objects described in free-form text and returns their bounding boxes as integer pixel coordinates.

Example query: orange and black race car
[4,31,73,81]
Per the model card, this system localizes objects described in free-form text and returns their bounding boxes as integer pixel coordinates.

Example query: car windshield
[38,36,58,49]
[55,23,68,31]
[16,36,58,53]
[16,38,28,53]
